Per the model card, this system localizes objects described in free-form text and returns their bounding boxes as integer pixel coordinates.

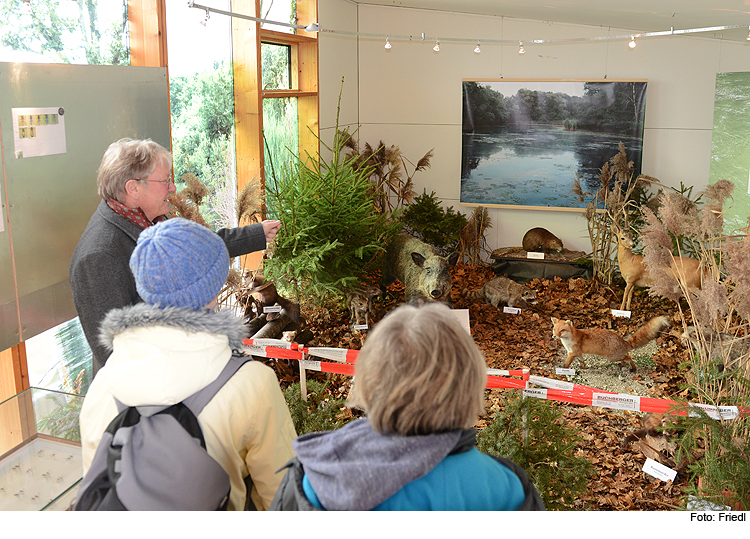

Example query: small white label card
[353,324,368,330]
[556,367,576,376]
[522,388,548,399]
[503,306,521,315]
[529,375,575,391]
[451,309,471,333]
[299,359,321,371]
[643,458,677,482]
[263,305,282,313]
[251,338,291,349]
[611,309,631,318]
[592,392,641,412]
[526,251,545,260]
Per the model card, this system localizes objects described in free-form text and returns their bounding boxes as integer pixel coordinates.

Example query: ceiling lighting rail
[187,2,749,48]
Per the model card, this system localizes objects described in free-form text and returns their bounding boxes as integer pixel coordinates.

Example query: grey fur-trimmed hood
[99,302,249,352]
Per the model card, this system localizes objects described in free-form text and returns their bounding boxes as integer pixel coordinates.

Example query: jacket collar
[99,302,248,352]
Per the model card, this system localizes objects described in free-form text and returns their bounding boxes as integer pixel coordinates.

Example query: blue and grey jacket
[269,418,544,511]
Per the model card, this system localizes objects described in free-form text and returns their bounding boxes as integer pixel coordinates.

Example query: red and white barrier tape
[242,340,747,418]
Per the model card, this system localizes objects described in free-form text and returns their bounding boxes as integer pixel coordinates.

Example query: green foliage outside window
[0,0,128,65]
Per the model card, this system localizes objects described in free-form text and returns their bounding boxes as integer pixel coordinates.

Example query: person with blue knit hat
[79,218,296,511]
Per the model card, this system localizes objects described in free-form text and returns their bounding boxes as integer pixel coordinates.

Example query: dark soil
[257,263,695,511]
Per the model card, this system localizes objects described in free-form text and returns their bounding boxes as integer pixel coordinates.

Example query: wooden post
[0,343,32,454]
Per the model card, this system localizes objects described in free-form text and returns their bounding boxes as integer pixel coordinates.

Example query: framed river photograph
[460,79,648,211]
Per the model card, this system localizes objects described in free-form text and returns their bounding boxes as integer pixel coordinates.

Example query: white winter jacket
[79,303,297,510]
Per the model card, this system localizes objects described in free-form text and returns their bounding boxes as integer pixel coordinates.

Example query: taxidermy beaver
[522,227,564,253]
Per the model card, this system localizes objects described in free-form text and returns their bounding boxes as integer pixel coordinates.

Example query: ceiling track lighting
[385,36,392,50]
[474,41,481,53]
[433,39,440,52]
[186,2,750,49]
[199,9,209,26]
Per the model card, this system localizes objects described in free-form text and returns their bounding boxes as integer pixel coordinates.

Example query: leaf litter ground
[258,264,694,511]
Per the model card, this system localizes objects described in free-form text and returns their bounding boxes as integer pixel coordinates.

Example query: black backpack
[74,354,250,511]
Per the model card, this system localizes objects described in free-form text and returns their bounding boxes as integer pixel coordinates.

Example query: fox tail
[627,316,670,349]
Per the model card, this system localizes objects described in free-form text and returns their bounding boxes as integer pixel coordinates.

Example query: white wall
[318,1,750,255]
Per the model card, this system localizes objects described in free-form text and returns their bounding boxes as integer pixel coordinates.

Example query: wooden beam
[0,342,29,401]
[128,0,168,68]
[0,343,31,454]
[232,1,264,272]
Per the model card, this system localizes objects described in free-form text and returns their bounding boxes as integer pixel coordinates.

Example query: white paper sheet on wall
[11,106,67,159]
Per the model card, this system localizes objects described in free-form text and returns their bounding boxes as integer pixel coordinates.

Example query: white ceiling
[352,0,750,42]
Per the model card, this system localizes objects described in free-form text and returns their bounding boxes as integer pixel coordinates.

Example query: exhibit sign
[11,106,67,159]
[461,79,647,211]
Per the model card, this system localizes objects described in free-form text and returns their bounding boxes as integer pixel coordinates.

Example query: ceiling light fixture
[628,35,637,48]
[474,41,481,53]
[518,41,525,54]
[199,9,209,26]
[385,36,392,50]
[433,39,440,52]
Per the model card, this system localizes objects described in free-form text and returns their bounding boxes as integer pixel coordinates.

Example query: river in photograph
[461,125,643,208]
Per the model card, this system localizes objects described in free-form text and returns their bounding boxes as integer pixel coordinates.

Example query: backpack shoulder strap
[183,353,252,416]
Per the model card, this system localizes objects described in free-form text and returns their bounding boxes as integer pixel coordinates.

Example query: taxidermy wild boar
[380,233,460,306]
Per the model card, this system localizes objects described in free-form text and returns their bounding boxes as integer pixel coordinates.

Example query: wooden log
[251,312,292,339]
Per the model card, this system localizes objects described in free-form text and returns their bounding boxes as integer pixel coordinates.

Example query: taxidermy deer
[612,223,703,311]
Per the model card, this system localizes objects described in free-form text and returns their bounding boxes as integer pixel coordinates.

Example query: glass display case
[0,387,83,511]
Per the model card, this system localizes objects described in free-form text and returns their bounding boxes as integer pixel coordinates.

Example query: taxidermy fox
[551,316,670,371]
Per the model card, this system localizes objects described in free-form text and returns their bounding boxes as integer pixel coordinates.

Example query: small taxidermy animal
[346,284,381,328]
[249,273,300,323]
[461,276,537,309]
[551,315,669,371]
[522,227,564,253]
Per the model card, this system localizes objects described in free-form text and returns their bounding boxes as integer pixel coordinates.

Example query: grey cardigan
[69,200,267,375]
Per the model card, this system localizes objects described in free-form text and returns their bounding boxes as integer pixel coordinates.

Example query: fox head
[550,317,573,339]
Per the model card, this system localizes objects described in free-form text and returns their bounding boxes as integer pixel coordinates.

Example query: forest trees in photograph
[461,79,647,209]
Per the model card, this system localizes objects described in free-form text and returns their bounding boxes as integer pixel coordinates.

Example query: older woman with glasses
[70,138,280,377]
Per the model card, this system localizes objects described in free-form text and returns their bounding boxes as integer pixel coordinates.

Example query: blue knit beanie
[130,218,229,310]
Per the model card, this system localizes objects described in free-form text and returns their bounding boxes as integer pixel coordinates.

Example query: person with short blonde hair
[271,302,544,511]
[348,303,486,435]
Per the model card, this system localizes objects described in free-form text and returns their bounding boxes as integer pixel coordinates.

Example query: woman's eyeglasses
[136,177,174,186]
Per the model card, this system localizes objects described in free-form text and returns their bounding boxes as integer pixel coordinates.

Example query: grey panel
[0,63,170,345]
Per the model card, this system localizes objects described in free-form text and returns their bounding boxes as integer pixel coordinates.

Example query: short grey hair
[97,138,173,202]
[349,303,487,435]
